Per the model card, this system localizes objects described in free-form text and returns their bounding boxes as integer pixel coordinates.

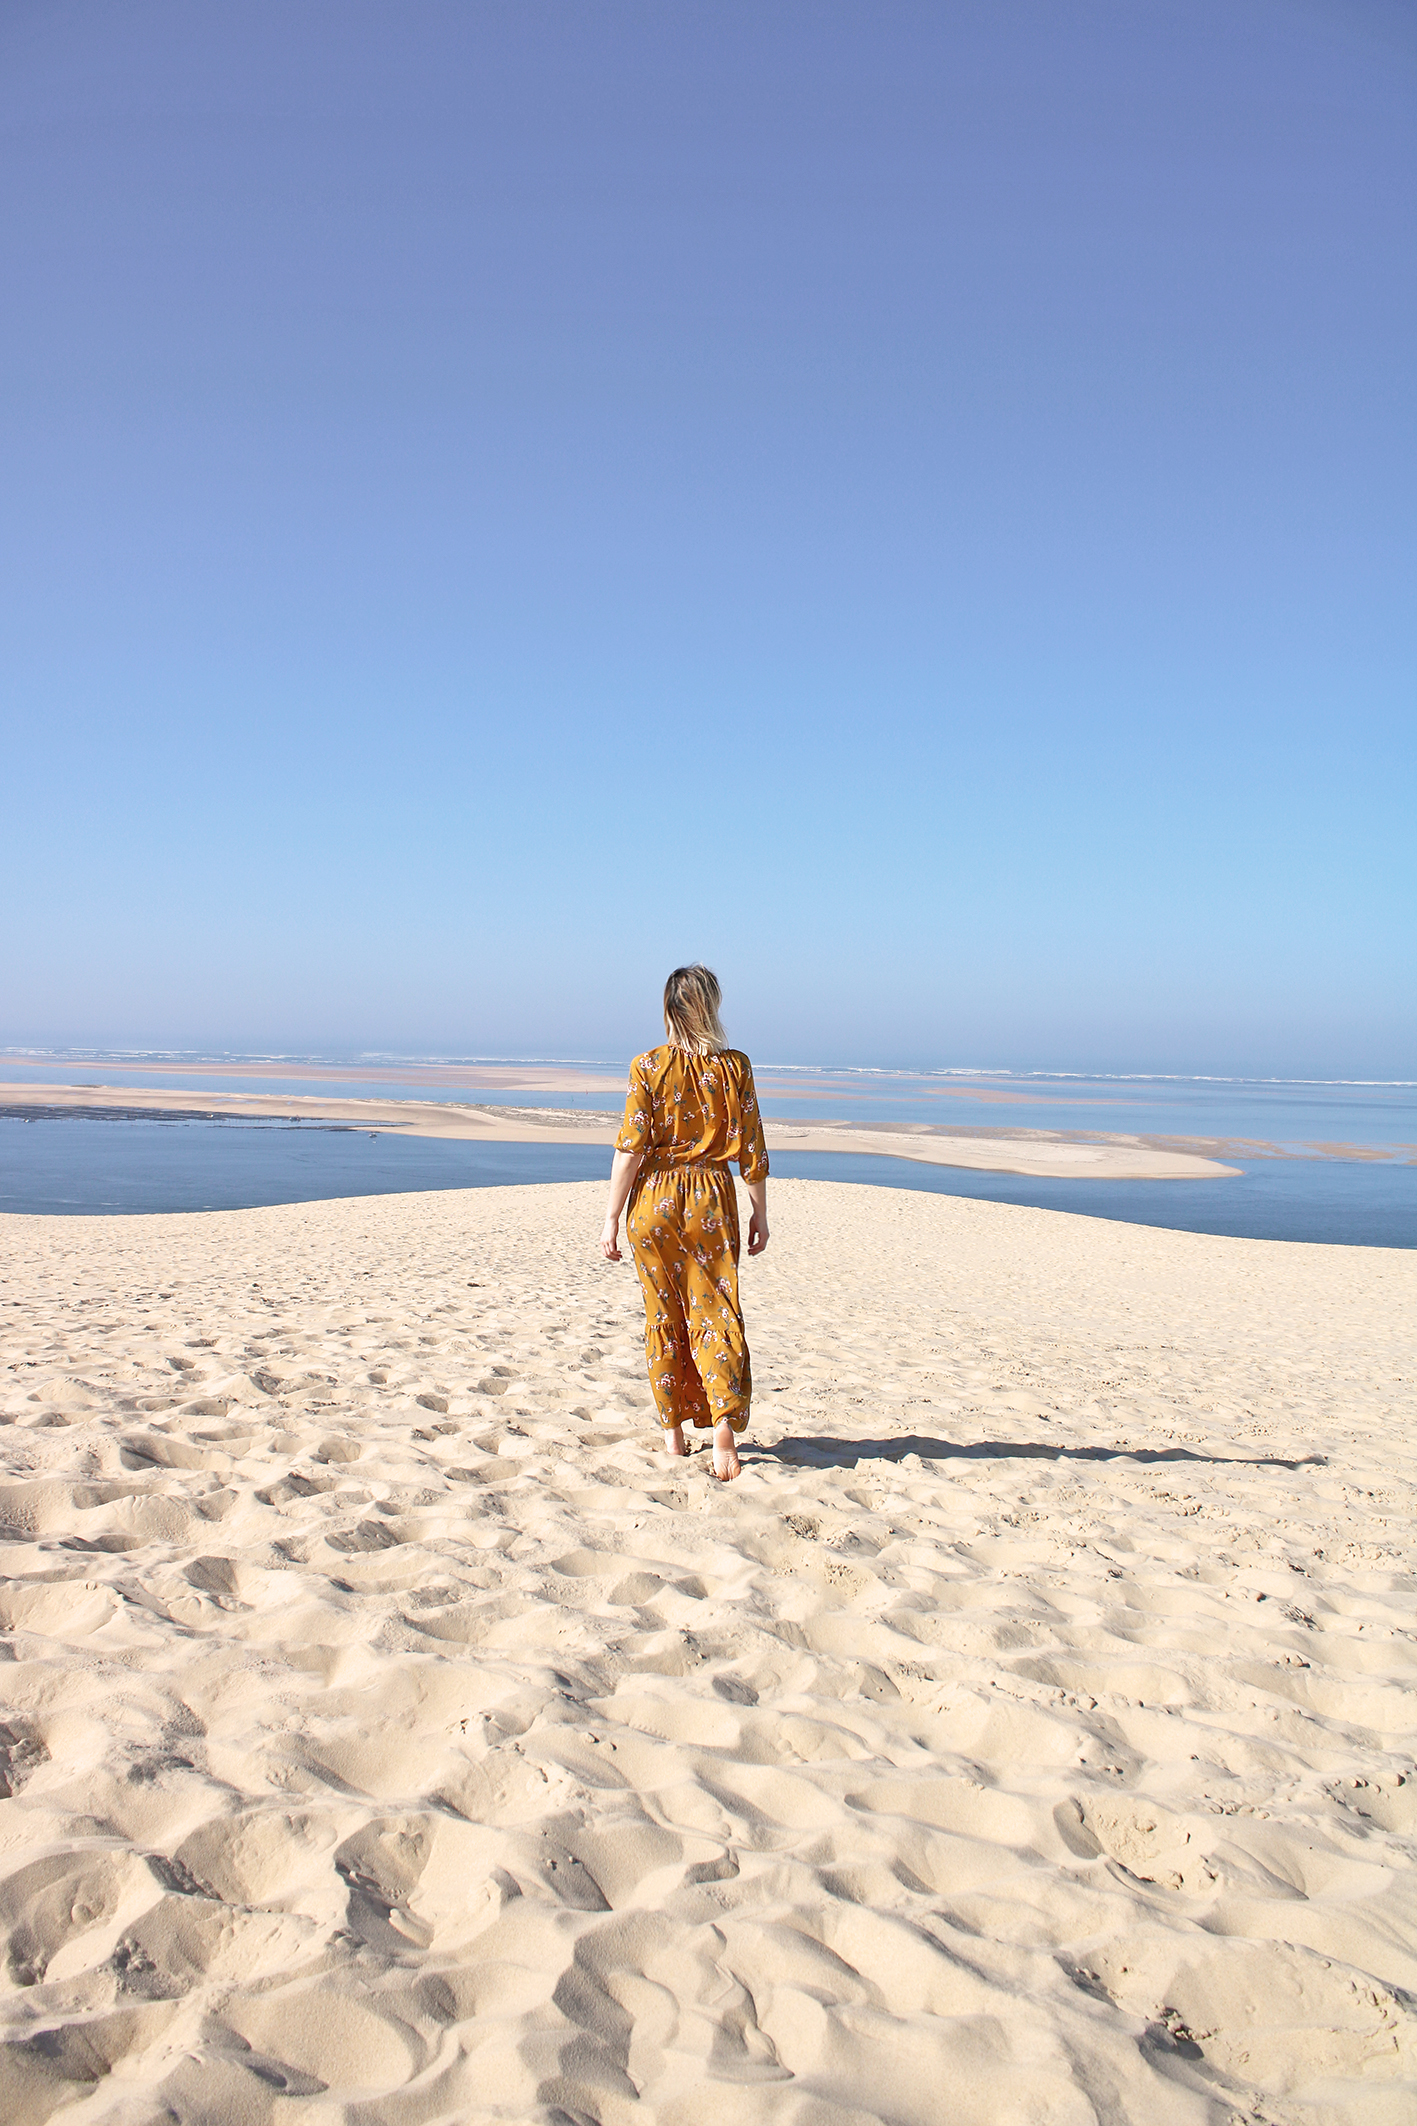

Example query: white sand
[0,1180,1413,2125]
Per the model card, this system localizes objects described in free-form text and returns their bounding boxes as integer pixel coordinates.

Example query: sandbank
[0,1057,628,1094]
[0,1083,1238,1180]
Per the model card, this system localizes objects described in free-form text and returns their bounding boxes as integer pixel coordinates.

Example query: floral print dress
[615,1046,769,1434]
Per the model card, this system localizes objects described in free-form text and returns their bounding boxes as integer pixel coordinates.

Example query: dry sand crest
[0,1178,1414,2125]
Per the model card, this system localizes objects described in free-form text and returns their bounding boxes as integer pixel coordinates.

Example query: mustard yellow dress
[615,1046,769,1434]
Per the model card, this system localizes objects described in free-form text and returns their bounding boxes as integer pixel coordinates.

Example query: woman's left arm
[601,1149,644,1260]
[744,1177,769,1255]
[736,1057,770,1254]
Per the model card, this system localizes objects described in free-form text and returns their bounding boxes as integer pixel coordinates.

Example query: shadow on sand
[766,1434,1326,1472]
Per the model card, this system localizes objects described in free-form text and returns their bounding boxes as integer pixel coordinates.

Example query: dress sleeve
[736,1059,769,1182]
[615,1058,653,1154]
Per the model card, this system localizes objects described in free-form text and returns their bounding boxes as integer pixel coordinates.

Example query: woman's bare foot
[663,1423,687,1457]
[712,1419,741,1481]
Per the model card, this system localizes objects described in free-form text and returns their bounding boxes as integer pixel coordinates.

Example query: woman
[600,965,769,1481]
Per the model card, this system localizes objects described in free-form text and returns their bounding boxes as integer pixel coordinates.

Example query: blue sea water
[757,1068,1417,1159]
[2,1056,1413,1155]
[1,1113,1412,1246]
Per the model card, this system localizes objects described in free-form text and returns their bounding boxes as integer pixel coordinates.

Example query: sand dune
[0,1180,1413,2124]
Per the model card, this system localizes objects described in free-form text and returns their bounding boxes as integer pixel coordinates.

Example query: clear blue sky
[2,1,1412,1075]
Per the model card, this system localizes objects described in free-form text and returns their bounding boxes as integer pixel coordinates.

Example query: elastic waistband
[641,1159,730,1177]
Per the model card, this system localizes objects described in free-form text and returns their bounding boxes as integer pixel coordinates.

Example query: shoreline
[0,1082,1241,1180]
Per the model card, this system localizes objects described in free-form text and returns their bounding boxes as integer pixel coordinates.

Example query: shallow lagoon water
[3,1058,1413,1156]
[2,1116,1412,1246]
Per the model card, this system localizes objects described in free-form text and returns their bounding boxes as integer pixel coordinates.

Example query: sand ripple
[0,1180,1414,2124]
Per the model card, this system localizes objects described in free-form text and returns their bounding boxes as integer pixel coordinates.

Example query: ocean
[1,1059,1412,1245]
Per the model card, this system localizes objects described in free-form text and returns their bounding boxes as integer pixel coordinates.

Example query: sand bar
[0,1057,630,1094]
[0,1180,1414,2123]
[0,1083,1239,1179]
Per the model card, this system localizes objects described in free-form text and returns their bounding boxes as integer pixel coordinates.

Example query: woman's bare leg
[663,1423,687,1457]
[712,1419,741,1481]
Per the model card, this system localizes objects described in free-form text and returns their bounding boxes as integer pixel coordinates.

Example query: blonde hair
[663,964,728,1056]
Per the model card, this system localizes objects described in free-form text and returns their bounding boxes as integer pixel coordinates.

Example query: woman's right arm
[601,1149,643,1260]
[604,1059,650,1259]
